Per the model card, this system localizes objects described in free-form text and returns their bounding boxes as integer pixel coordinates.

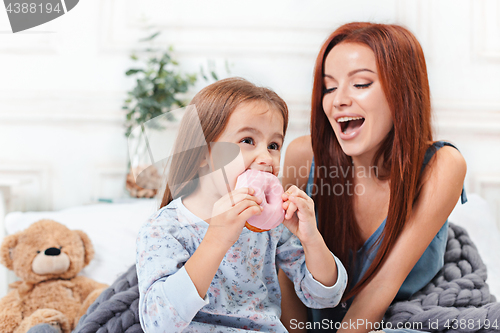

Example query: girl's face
[322,42,393,160]
[206,101,284,196]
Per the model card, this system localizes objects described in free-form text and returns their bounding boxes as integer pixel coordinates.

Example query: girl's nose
[256,148,273,166]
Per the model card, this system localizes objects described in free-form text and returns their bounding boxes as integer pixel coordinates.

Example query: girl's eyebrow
[237,127,284,142]
[324,68,376,79]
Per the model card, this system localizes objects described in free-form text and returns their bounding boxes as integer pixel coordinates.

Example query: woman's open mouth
[337,116,365,139]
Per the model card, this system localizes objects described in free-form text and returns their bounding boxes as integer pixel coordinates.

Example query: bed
[1,194,500,332]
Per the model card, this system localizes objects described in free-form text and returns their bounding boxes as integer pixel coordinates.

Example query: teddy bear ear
[74,230,94,267]
[0,234,19,270]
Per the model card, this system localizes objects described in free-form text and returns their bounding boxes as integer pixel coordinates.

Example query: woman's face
[322,42,393,160]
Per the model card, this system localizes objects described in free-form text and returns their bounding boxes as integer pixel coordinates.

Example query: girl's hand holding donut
[281,186,321,246]
[205,187,263,251]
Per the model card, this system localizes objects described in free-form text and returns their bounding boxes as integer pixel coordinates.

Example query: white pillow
[448,193,500,299]
[4,199,158,285]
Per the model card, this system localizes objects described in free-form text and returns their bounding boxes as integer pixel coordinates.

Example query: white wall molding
[97,0,398,56]
[472,0,500,60]
[0,112,123,124]
[0,90,124,124]
[0,11,57,53]
[395,0,434,60]
[475,175,500,229]
[433,100,500,134]
[0,164,52,211]
[92,165,128,201]
[98,0,330,56]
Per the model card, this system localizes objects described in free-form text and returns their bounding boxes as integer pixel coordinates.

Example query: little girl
[136,77,347,332]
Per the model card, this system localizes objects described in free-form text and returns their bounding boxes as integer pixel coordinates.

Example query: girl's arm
[278,135,347,318]
[282,188,341,288]
[137,188,261,333]
[276,221,347,310]
[278,135,313,332]
[338,146,467,333]
[185,187,262,299]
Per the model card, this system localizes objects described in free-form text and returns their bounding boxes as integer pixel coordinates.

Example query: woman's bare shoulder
[425,145,467,184]
[282,135,314,191]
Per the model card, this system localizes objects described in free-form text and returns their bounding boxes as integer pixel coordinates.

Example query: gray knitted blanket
[384,223,500,332]
[67,223,498,333]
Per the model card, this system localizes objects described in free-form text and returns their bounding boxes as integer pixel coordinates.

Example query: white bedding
[3,194,500,298]
[4,199,158,285]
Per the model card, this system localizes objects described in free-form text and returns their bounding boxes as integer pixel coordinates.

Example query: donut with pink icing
[234,169,285,232]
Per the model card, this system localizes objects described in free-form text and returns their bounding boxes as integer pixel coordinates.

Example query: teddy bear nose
[44,247,61,256]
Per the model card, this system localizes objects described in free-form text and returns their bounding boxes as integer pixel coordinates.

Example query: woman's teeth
[337,116,364,123]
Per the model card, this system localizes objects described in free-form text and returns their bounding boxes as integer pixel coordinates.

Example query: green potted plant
[123,31,198,198]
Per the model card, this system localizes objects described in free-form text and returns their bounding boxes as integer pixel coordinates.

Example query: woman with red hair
[279,22,467,332]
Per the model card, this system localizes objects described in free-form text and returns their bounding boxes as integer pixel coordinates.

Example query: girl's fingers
[285,201,298,220]
[283,185,298,196]
[282,200,290,210]
[231,187,255,196]
[287,195,311,213]
[230,193,262,205]
[239,204,263,222]
[222,189,261,206]
[283,185,311,201]
[233,198,263,216]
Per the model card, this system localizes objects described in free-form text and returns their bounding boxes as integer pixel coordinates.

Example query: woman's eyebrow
[348,68,376,76]
[323,68,376,79]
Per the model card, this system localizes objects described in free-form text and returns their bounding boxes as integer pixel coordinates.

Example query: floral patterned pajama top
[136,197,347,332]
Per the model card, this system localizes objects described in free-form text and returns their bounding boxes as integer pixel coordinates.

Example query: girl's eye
[323,87,337,94]
[240,137,254,145]
[354,82,373,89]
[268,142,280,150]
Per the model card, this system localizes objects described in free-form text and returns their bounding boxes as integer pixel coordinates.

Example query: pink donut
[234,169,285,232]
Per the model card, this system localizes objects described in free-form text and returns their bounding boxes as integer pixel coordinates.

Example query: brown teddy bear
[0,220,108,333]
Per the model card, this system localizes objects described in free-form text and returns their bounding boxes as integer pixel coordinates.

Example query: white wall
[0,0,499,226]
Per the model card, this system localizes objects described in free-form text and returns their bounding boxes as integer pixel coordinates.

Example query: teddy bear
[0,220,108,333]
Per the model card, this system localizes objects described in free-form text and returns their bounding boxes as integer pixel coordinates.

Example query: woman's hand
[205,187,263,251]
[281,185,321,246]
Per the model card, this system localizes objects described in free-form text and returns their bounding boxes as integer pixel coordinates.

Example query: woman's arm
[338,146,467,333]
[279,135,313,332]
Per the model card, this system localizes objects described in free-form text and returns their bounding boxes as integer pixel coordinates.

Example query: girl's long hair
[310,23,433,300]
[160,77,288,209]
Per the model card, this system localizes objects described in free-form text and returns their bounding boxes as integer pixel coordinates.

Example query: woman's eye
[268,142,280,150]
[323,87,337,94]
[240,137,254,145]
[354,82,373,89]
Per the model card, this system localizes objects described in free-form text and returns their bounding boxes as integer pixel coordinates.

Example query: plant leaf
[126,69,144,76]
[139,31,161,42]
[211,71,218,81]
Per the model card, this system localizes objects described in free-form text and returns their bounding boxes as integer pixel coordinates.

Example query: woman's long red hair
[310,23,432,300]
